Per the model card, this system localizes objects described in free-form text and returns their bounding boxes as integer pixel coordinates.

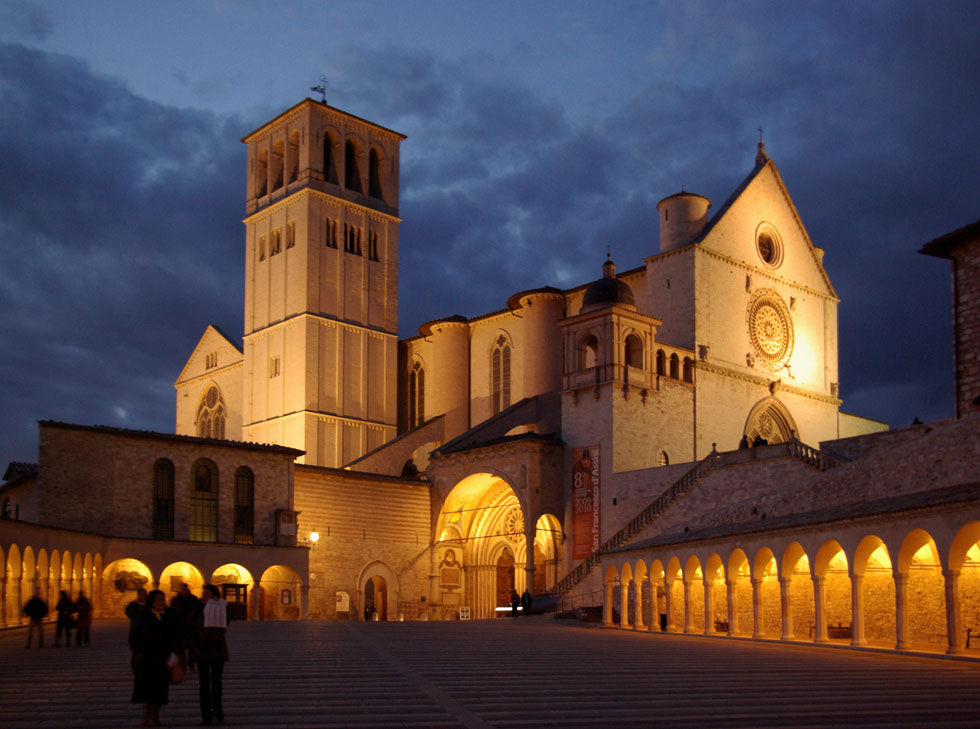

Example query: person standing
[131,589,179,728]
[54,590,74,647]
[171,583,202,673]
[22,587,48,648]
[197,584,229,726]
[520,589,533,617]
[509,589,520,618]
[74,591,92,646]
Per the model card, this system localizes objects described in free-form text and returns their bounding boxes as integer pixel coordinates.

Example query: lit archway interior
[102,558,153,618]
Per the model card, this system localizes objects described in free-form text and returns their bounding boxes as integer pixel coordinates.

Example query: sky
[1,0,978,469]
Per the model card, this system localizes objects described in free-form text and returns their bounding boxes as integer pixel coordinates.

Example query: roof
[241,98,406,143]
[919,218,980,259]
[38,421,305,456]
[3,462,37,481]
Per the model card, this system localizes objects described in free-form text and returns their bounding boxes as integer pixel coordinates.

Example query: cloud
[0,1,52,41]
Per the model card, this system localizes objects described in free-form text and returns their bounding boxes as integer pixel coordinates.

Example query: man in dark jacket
[171,583,202,673]
[23,587,49,648]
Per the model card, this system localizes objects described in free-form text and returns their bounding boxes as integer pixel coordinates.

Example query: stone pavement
[3,617,980,728]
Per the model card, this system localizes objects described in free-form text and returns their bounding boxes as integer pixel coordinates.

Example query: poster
[572,445,600,559]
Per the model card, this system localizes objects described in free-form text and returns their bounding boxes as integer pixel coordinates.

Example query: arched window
[683,357,694,382]
[323,132,338,184]
[624,333,643,369]
[234,467,254,545]
[580,335,598,370]
[197,385,226,439]
[369,148,384,200]
[256,149,268,197]
[152,459,174,540]
[491,335,512,415]
[287,131,299,184]
[656,349,666,376]
[669,353,679,379]
[409,360,425,428]
[658,451,669,467]
[190,459,218,543]
[345,140,362,192]
[271,139,285,191]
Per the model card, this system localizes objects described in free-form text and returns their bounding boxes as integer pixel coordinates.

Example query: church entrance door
[364,576,388,621]
[496,550,515,608]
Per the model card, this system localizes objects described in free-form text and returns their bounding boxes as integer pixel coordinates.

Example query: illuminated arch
[358,560,399,622]
[102,558,153,618]
[743,396,797,445]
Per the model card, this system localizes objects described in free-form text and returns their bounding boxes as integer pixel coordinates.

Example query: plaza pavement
[2,617,980,729]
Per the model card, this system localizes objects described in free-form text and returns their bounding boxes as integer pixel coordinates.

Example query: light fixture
[309,531,319,544]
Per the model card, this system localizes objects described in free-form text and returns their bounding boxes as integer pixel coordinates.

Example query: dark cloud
[0,1,52,41]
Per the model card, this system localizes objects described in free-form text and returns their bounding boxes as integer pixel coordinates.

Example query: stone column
[525,531,536,600]
[850,574,867,646]
[703,580,714,635]
[944,570,964,655]
[251,584,260,621]
[751,578,763,638]
[649,579,661,632]
[683,579,695,633]
[813,575,828,643]
[619,581,631,628]
[779,576,794,641]
[0,576,7,628]
[894,572,910,650]
[12,578,22,626]
[634,579,646,631]
[726,579,738,636]
[602,580,614,626]
[665,580,676,632]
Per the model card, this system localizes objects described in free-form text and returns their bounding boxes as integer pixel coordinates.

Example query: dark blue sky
[1,1,977,468]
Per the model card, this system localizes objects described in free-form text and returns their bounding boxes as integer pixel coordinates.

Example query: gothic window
[624,333,643,369]
[345,140,362,192]
[369,148,384,200]
[658,451,669,467]
[326,219,338,248]
[256,149,268,197]
[259,235,266,262]
[323,132,338,184]
[205,352,217,369]
[491,335,512,415]
[197,386,226,439]
[344,223,362,255]
[669,353,679,379]
[656,349,666,376]
[271,139,284,191]
[683,357,694,382]
[287,131,299,185]
[368,231,380,261]
[580,335,598,370]
[409,360,425,428]
[286,222,296,249]
[234,467,254,545]
[190,459,218,543]
[269,356,281,378]
[271,229,282,255]
[152,459,174,540]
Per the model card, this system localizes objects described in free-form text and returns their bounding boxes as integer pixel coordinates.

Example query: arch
[368,146,384,200]
[255,148,268,197]
[648,559,666,630]
[102,558,152,618]
[409,357,425,428]
[533,513,562,593]
[212,563,255,621]
[669,353,679,379]
[682,357,694,382]
[234,466,255,545]
[752,547,779,637]
[782,542,814,640]
[357,560,399,622]
[491,332,512,415]
[853,535,895,645]
[322,129,338,184]
[703,553,726,634]
[580,334,598,370]
[620,562,635,627]
[665,556,683,632]
[160,562,204,601]
[743,396,797,445]
[271,138,285,191]
[287,130,300,185]
[813,539,851,642]
[259,565,303,620]
[344,138,363,192]
[656,349,666,376]
[190,458,219,542]
[624,332,643,369]
[197,384,226,439]
[898,528,946,648]
[152,458,175,540]
[683,555,704,633]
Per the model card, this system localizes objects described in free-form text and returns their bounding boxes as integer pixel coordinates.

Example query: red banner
[572,446,600,559]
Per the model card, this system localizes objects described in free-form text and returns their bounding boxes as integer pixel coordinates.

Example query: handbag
[169,661,185,685]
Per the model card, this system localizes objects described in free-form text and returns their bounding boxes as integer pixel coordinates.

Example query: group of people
[21,587,93,648]
[509,589,533,617]
[126,583,230,727]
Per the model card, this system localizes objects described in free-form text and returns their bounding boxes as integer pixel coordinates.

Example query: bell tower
[240,99,405,467]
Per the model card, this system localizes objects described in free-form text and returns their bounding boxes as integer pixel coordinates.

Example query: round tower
[508,288,565,397]
[420,316,470,440]
[656,191,711,253]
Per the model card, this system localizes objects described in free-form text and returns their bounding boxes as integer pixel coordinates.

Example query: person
[509,589,520,618]
[171,583,202,673]
[126,588,148,645]
[197,584,229,726]
[54,590,74,647]
[520,589,533,616]
[74,591,92,646]
[131,589,179,728]
[22,587,48,648]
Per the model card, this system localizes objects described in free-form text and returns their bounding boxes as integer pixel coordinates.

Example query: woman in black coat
[131,590,179,728]
[197,584,230,726]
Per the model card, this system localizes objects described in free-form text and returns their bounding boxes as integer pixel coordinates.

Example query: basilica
[3,98,979,656]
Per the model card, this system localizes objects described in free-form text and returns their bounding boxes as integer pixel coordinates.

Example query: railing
[787,439,839,471]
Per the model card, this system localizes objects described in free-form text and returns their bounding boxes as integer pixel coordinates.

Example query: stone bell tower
[240,99,405,467]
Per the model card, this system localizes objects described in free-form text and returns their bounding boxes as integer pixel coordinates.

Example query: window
[287,131,299,185]
[197,386,225,439]
[344,223,362,255]
[152,459,174,540]
[270,229,282,255]
[234,467,254,545]
[756,225,783,267]
[656,349,666,376]
[256,149,268,197]
[271,139,284,191]
[658,451,669,467]
[190,459,218,543]
[205,352,218,369]
[368,231,380,261]
[683,357,694,382]
[259,236,266,262]
[326,219,338,248]
[409,360,425,428]
[269,355,281,378]
[323,133,338,184]
[669,353,679,379]
[344,140,362,192]
[286,222,295,249]
[491,335,511,414]
[580,335,598,369]
[624,333,643,369]
[368,148,383,199]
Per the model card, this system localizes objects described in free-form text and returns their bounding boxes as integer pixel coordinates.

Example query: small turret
[656,190,711,253]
